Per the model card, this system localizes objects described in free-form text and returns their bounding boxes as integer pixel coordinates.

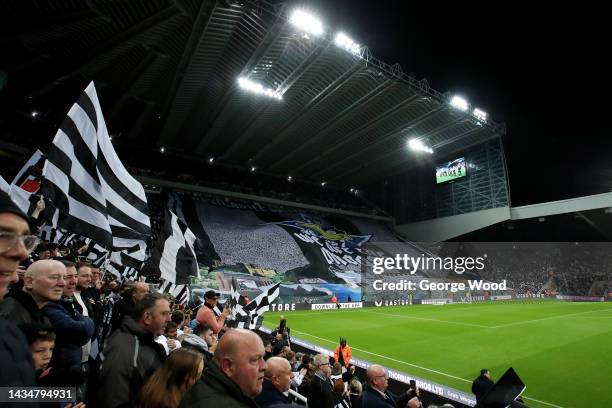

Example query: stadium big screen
[436,157,467,184]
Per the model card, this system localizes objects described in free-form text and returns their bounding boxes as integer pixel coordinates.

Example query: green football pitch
[265,301,612,408]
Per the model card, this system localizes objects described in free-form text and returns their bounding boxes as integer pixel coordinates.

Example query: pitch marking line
[290,329,564,408]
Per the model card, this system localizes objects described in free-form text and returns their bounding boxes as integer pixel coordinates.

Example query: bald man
[362,364,420,408]
[180,328,266,408]
[255,356,297,407]
[0,259,66,325]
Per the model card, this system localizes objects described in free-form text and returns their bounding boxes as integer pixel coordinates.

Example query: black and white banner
[169,193,380,285]
[148,209,198,285]
[41,81,150,250]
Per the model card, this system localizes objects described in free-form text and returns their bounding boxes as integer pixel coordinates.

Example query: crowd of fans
[469,244,612,296]
[1,189,463,408]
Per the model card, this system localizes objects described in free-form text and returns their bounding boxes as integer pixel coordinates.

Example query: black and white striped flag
[39,225,79,246]
[159,280,190,305]
[148,209,198,285]
[41,81,150,250]
[231,280,281,330]
[85,242,109,267]
[105,261,139,281]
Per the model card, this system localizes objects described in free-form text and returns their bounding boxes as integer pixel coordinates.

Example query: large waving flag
[148,209,198,285]
[41,81,150,250]
[231,280,281,330]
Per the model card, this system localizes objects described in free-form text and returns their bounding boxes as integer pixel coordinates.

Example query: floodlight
[287,175,293,182]
[250,166,256,172]
[408,139,433,154]
[31,111,38,118]
[321,181,327,187]
[289,9,323,36]
[450,95,469,112]
[160,147,165,153]
[334,32,360,55]
[473,108,488,122]
[237,77,282,100]
[208,157,214,164]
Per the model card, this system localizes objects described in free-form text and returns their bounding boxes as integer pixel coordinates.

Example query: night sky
[303,0,612,206]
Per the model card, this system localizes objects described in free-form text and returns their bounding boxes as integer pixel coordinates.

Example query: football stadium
[1,1,610,408]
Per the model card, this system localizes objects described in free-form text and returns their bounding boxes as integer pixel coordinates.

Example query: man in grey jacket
[96,292,170,408]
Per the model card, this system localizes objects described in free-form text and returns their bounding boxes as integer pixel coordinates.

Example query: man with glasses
[0,190,38,396]
[0,192,39,299]
[306,353,334,408]
[363,364,422,408]
[0,259,66,325]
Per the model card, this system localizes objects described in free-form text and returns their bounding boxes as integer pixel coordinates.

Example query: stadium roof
[1,0,505,189]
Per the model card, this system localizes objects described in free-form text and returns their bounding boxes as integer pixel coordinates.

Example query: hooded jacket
[97,316,166,408]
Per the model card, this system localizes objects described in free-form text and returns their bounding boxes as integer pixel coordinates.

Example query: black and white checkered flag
[231,280,280,330]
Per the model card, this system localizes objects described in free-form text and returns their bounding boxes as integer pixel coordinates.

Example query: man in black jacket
[0,190,38,406]
[471,368,494,404]
[180,328,266,408]
[255,356,297,407]
[97,293,170,408]
[362,364,417,408]
[306,353,334,408]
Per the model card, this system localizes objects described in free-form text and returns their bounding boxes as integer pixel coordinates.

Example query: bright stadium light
[408,138,433,154]
[289,9,323,36]
[450,95,469,112]
[350,188,354,193]
[473,108,488,123]
[321,181,327,187]
[250,166,257,173]
[334,32,360,55]
[237,77,282,100]
[31,111,39,118]
[287,175,293,182]
[208,157,214,164]
[160,147,165,153]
